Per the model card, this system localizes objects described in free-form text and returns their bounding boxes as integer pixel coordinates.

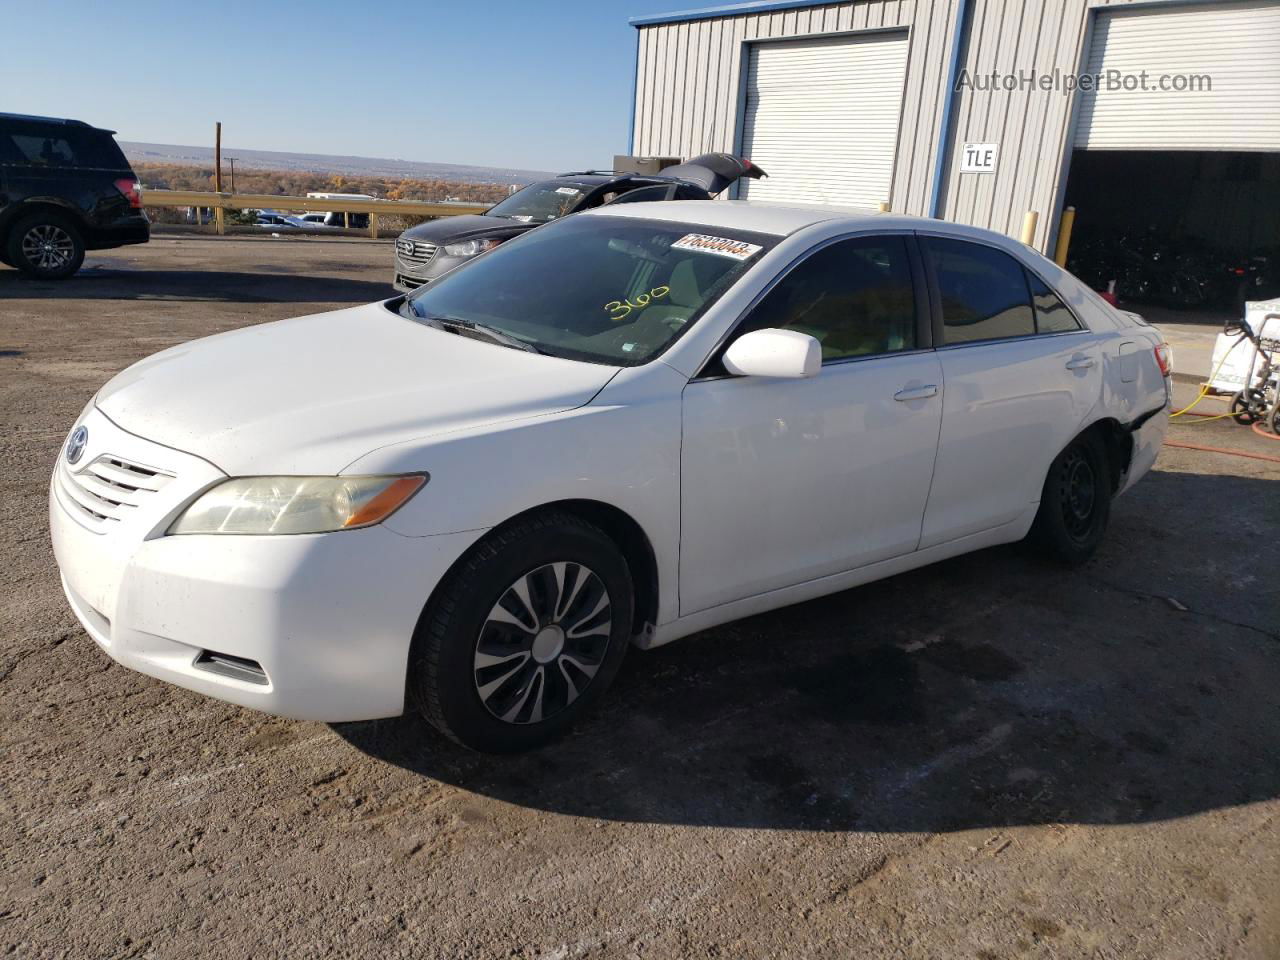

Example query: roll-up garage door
[1074,0,1280,150]
[740,31,909,206]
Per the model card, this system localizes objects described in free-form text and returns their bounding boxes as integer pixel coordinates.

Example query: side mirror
[722,328,821,379]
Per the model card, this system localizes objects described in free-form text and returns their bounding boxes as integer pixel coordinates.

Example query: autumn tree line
[134,162,514,203]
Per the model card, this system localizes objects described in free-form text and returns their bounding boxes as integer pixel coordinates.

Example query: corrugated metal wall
[631,0,1250,252]
[631,0,962,218]
[938,0,1091,249]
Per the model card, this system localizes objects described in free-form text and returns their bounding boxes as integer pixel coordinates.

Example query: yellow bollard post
[369,212,379,240]
[877,200,890,212]
[1019,210,1039,246]
[1054,206,1076,268]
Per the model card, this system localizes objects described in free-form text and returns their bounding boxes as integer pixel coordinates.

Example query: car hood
[401,214,533,244]
[94,301,619,475]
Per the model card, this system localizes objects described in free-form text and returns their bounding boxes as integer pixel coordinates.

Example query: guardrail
[139,189,490,238]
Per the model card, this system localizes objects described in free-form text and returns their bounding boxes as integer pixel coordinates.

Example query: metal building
[627,0,1280,259]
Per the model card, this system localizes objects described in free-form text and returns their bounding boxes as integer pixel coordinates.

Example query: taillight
[1154,343,1172,378]
[114,178,142,209]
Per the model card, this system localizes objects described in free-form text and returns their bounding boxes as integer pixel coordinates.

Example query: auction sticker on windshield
[671,234,763,260]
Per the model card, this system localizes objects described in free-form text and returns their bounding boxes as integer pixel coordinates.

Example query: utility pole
[228,157,237,193]
[213,122,225,235]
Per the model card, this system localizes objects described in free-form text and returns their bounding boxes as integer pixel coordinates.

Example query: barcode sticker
[670,234,763,261]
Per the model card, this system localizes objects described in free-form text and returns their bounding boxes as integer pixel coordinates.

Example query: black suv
[393,153,765,291]
[0,113,149,280]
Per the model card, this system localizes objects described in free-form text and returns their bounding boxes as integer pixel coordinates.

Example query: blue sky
[0,0,707,172]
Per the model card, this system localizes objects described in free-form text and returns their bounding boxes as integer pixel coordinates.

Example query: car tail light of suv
[114,178,142,209]
[1154,343,1173,379]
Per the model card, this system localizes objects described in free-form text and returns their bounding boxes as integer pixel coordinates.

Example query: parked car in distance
[253,213,310,229]
[51,201,1170,752]
[323,211,369,229]
[305,192,372,229]
[392,153,765,291]
[0,112,148,279]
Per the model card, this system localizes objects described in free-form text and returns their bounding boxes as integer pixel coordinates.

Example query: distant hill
[120,141,553,186]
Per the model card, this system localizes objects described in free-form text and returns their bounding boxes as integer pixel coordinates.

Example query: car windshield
[484,181,595,223]
[401,215,775,366]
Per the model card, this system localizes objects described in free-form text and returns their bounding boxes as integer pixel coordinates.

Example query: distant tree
[132,163,508,206]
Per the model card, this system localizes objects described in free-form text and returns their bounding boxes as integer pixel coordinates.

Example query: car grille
[396,238,437,266]
[396,273,425,290]
[57,454,175,531]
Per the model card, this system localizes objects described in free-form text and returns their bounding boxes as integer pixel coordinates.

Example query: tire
[1030,431,1112,566]
[408,510,634,753]
[6,212,85,280]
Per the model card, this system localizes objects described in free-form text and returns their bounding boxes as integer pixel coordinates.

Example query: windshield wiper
[422,314,545,354]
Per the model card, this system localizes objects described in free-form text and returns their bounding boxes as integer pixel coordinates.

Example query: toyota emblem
[65,425,88,465]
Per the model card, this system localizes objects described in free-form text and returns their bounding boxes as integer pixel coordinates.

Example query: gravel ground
[2,237,1278,959]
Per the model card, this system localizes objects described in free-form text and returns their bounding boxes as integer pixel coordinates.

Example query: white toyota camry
[50,201,1170,751]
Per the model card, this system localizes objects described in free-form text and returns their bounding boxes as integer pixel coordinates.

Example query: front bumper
[50,408,481,722]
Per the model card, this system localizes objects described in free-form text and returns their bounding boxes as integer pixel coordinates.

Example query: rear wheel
[1230,390,1261,425]
[408,511,634,752]
[1031,431,1112,566]
[7,213,85,280]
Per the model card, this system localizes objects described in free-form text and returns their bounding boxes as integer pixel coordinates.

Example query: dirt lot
[2,237,1278,959]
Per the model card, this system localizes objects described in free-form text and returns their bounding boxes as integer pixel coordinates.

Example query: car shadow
[0,265,395,304]
[337,468,1280,833]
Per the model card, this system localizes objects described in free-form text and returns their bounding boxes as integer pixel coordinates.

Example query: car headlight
[168,475,427,536]
[442,237,500,258]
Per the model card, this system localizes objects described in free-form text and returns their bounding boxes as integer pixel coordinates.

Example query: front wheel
[7,213,85,280]
[1030,432,1112,566]
[408,511,634,753]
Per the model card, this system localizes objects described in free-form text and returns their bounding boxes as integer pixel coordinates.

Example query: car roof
[542,174,615,188]
[0,112,114,135]
[582,199,883,236]
[584,199,1033,248]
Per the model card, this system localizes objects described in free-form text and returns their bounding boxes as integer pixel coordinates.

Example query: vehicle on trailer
[0,112,148,280]
[391,153,765,291]
[50,200,1170,752]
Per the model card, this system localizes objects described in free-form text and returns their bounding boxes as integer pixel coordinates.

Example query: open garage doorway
[1062,150,1280,312]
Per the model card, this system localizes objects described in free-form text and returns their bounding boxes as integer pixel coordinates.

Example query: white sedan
[50,201,1170,752]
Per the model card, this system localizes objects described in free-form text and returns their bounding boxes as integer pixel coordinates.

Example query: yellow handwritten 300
[604,286,670,321]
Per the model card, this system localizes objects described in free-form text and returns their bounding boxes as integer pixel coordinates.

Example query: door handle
[893,384,938,402]
[1066,355,1095,370]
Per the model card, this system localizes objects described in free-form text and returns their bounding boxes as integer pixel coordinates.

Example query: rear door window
[926,237,1036,345]
[1027,271,1081,334]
